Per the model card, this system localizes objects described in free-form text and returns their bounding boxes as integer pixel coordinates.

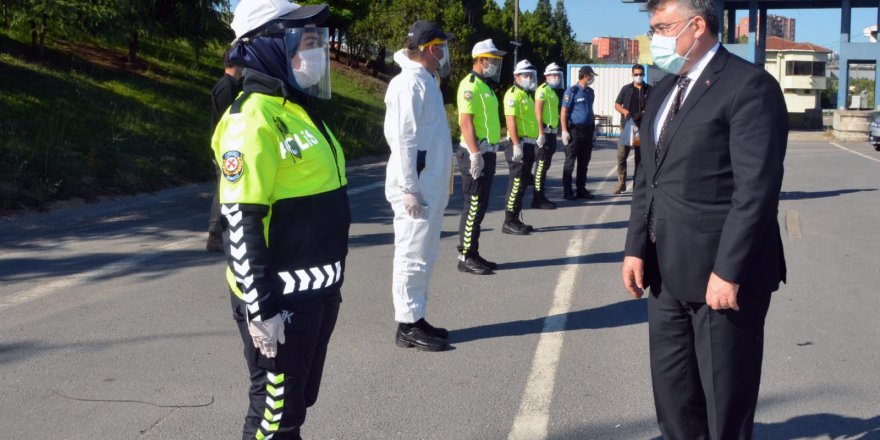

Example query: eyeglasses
[632,74,644,77]
[647,16,695,39]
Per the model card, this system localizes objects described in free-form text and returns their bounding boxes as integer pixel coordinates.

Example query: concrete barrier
[832,110,874,142]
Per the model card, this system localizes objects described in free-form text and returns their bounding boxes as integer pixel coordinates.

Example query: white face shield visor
[545,73,563,89]
[285,27,331,99]
[515,71,537,91]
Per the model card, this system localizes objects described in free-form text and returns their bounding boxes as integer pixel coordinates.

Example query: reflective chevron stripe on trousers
[456,150,496,257]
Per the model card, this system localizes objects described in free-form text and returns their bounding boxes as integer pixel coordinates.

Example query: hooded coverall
[384,50,453,323]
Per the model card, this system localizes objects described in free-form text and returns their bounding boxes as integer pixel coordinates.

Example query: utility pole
[512,0,520,66]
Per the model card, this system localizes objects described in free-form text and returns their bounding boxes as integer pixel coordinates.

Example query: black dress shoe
[502,221,530,235]
[531,197,556,209]
[416,318,449,339]
[576,190,595,200]
[473,253,498,270]
[396,325,449,351]
[563,193,576,201]
[458,257,493,275]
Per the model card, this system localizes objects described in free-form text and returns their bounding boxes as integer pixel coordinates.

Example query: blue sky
[509,0,877,52]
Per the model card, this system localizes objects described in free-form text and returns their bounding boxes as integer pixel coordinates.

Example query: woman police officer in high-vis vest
[214,1,349,438]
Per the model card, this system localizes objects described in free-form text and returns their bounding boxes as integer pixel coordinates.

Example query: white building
[763,36,832,114]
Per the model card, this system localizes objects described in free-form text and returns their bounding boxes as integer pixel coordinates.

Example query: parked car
[871,114,880,151]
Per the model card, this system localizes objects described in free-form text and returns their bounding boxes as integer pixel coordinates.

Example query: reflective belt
[278,261,343,294]
[521,137,536,145]
[543,126,558,134]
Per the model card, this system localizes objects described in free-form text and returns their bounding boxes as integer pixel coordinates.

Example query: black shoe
[515,217,534,233]
[563,192,576,201]
[531,194,556,210]
[206,231,224,252]
[396,325,448,351]
[576,190,595,200]
[474,253,498,270]
[458,257,493,275]
[415,318,449,339]
[503,220,530,235]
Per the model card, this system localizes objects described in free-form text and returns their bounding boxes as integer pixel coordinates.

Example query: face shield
[481,57,503,83]
[284,27,331,99]
[545,73,562,89]
[515,71,537,91]
[431,43,452,78]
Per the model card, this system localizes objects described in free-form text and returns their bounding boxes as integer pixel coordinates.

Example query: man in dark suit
[621,1,788,439]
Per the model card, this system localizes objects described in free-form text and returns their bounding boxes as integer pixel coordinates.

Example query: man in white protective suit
[384,20,455,352]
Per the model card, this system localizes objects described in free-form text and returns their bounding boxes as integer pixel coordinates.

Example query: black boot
[396,323,449,351]
[502,211,530,235]
[473,252,499,270]
[531,191,556,209]
[458,254,493,275]
[515,213,534,233]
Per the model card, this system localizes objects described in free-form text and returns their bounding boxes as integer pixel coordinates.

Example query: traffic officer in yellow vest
[217,1,349,438]
[455,39,506,275]
[501,59,540,234]
[532,62,564,209]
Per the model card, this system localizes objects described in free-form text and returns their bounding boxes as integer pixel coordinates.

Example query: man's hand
[402,192,424,218]
[622,256,645,299]
[536,134,546,148]
[469,152,484,180]
[511,143,523,162]
[705,272,740,311]
[248,314,286,358]
[561,131,571,145]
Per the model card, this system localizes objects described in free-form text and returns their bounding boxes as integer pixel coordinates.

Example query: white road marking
[508,165,621,440]
[830,142,880,164]
[0,237,201,313]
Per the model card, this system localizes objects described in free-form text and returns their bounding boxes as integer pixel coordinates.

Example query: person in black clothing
[613,64,651,194]
[206,49,243,252]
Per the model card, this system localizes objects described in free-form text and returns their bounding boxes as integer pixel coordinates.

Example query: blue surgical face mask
[650,18,697,74]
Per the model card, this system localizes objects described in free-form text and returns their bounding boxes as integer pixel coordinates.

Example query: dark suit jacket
[624,45,788,302]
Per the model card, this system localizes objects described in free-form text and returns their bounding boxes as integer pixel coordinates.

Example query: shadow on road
[499,250,623,270]
[449,298,647,344]
[534,221,629,233]
[780,188,877,200]
[754,413,880,440]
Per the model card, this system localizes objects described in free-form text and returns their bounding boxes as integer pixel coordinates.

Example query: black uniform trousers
[534,133,556,195]
[234,292,341,440]
[562,124,594,195]
[455,149,497,257]
[208,163,224,234]
[645,242,771,440]
[503,142,536,214]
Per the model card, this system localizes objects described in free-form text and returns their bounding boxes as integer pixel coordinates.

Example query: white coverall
[384,49,453,323]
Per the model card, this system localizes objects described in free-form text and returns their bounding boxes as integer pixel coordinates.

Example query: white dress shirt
[653,42,721,143]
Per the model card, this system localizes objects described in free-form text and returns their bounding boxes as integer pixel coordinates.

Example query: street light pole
[513,0,520,66]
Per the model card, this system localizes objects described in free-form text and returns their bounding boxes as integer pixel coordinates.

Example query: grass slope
[0,31,386,212]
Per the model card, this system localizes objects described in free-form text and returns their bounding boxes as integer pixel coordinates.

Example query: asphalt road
[1,135,878,440]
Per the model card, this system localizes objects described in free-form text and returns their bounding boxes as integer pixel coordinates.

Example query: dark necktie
[649,75,691,243]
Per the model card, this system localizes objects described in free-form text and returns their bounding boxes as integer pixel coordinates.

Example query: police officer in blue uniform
[560,65,598,200]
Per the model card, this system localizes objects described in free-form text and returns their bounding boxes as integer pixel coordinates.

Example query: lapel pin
[705,79,712,86]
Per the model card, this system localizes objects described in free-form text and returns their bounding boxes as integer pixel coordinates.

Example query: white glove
[561,131,571,145]
[469,152,484,180]
[511,143,523,163]
[248,314,286,358]
[536,134,546,148]
[402,192,424,218]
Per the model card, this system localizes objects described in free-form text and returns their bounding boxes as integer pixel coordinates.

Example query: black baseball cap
[406,20,454,49]
[578,65,599,77]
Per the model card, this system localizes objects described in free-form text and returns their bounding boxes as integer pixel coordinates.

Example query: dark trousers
[235,293,341,440]
[534,133,557,194]
[646,243,771,440]
[616,140,641,182]
[562,124,594,195]
[455,149,496,257]
[504,142,536,214]
[208,163,223,234]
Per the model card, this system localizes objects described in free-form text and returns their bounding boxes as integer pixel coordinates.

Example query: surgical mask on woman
[293,47,326,88]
